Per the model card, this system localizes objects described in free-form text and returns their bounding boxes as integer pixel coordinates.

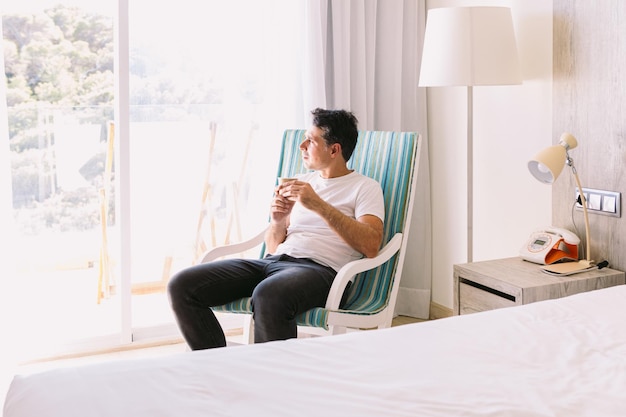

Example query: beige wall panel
[553,1,626,271]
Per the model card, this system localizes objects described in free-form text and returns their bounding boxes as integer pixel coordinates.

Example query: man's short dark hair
[311,108,359,161]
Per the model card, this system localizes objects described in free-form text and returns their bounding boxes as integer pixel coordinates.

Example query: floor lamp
[419,6,522,262]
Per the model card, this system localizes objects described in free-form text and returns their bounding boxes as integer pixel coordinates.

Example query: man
[168,108,384,350]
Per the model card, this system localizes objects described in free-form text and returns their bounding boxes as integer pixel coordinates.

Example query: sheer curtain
[302,0,432,318]
[303,0,426,132]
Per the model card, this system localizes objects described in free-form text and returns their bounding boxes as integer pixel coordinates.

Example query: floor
[23,315,423,366]
[1,316,423,401]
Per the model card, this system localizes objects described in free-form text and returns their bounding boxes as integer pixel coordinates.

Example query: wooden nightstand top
[453,257,625,315]
[454,257,624,289]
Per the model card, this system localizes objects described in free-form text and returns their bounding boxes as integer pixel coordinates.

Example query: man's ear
[330,143,342,158]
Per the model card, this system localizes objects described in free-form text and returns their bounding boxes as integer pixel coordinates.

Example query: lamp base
[541,259,595,276]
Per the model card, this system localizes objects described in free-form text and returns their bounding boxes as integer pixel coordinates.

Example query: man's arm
[281,181,383,258]
[315,203,383,258]
[265,220,287,254]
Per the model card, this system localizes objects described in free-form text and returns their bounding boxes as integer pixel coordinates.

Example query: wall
[553,1,626,272]
[425,0,553,310]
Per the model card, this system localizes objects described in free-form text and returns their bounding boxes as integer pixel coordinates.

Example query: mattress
[4,285,626,417]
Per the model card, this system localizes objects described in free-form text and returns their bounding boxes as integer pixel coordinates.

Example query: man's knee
[167,268,196,305]
[251,279,278,305]
[166,274,182,308]
[251,279,294,314]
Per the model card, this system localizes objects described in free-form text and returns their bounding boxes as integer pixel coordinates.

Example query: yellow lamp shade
[528,133,578,183]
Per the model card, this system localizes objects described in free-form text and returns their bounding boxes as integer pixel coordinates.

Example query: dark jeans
[167,254,337,350]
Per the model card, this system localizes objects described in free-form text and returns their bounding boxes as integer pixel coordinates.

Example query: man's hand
[270,182,296,223]
[278,180,323,212]
[265,181,296,253]
[280,181,383,258]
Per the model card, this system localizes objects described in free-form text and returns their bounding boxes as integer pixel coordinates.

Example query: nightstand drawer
[459,278,518,314]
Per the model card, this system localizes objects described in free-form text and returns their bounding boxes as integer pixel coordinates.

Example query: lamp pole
[467,86,473,262]
[566,153,592,263]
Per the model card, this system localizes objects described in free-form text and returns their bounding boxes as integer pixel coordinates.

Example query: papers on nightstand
[541,259,603,276]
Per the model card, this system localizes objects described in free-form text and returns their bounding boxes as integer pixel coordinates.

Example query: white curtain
[302,0,426,132]
[302,0,432,318]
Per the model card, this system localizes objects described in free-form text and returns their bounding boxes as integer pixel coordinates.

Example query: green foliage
[3,6,114,234]
[3,7,113,106]
[10,148,46,207]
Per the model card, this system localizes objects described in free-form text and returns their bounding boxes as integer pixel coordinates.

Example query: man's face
[299,125,332,170]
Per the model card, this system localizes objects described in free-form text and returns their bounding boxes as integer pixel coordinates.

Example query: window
[2,0,303,360]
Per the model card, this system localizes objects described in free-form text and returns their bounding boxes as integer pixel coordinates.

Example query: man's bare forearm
[314,201,383,258]
[265,222,288,254]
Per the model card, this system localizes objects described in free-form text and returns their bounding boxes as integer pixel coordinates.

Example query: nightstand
[453,257,625,315]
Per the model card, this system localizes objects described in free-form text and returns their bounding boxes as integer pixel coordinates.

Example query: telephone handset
[519,227,580,265]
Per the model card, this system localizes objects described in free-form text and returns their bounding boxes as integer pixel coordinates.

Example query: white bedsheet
[4,285,626,417]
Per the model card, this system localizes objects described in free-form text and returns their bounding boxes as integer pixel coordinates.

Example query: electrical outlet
[575,188,621,218]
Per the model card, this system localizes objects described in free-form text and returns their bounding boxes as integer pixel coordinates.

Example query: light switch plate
[575,188,621,218]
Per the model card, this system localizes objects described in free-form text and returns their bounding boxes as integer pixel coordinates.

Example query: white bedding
[5,285,626,417]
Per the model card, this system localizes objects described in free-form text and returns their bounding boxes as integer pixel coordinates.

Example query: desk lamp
[528,132,594,274]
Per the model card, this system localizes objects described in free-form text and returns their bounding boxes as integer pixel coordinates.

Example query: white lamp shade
[419,7,522,87]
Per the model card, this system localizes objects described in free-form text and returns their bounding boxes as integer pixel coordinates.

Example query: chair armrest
[200,227,268,263]
[324,233,403,310]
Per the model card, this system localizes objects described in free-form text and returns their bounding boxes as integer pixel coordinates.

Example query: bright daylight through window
[1,0,301,361]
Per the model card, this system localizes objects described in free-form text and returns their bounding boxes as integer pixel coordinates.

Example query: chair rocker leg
[242,315,254,344]
[329,325,347,336]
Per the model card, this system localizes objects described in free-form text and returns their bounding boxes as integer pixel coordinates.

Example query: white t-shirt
[273,171,384,271]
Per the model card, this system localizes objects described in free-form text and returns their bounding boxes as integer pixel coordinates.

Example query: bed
[4,285,626,417]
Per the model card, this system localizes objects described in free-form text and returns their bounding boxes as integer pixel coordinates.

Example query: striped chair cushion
[213,130,418,331]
